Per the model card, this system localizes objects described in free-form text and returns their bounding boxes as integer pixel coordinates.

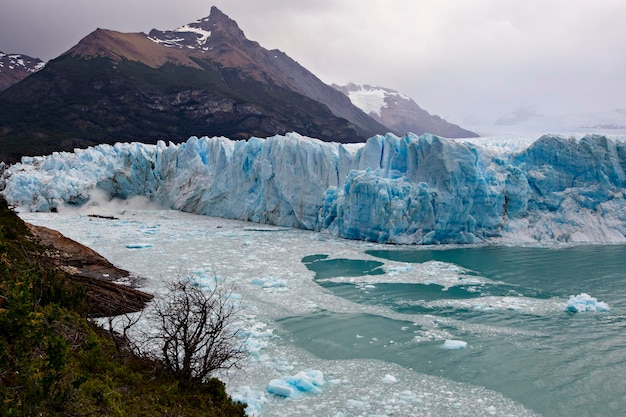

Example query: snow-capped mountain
[333,83,477,138]
[0,7,386,164]
[4,132,626,245]
[147,8,386,138]
[0,51,45,91]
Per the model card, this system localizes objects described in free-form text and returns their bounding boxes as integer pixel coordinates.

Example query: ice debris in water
[125,243,153,249]
[565,293,609,312]
[267,369,325,398]
[231,386,268,416]
[383,374,398,383]
[250,276,287,289]
[442,339,468,349]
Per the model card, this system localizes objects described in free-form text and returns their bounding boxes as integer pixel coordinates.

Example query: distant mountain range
[0,52,45,91]
[332,83,477,138]
[0,7,474,164]
[465,106,626,136]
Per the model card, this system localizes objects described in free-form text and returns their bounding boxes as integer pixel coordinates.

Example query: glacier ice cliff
[2,132,626,244]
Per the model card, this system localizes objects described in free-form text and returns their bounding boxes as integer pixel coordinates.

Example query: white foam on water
[322,259,490,289]
[410,295,568,315]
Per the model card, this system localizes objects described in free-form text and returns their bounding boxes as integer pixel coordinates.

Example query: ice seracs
[3,132,626,245]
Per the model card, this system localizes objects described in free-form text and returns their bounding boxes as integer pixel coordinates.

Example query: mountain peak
[148,6,247,50]
[207,6,231,24]
[0,51,45,91]
[205,6,247,41]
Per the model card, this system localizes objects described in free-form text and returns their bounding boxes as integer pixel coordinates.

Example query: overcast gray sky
[1,0,625,126]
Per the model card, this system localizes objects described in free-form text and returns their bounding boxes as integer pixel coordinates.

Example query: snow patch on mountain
[3,132,626,245]
[0,51,46,91]
[333,83,478,138]
[148,22,212,48]
[341,84,410,117]
[0,52,45,73]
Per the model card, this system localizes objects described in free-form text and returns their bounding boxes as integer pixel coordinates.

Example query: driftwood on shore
[27,223,153,317]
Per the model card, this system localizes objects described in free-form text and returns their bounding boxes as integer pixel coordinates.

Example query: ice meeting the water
[4,132,626,245]
[4,132,626,417]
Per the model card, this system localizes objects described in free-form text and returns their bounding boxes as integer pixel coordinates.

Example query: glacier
[2,132,626,244]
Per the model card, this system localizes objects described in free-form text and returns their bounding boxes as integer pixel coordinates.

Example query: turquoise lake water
[20,211,626,416]
[282,245,626,417]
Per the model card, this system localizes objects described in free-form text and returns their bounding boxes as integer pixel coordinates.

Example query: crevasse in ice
[3,132,626,244]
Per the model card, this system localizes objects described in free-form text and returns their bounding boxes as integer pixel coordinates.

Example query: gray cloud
[1,0,625,126]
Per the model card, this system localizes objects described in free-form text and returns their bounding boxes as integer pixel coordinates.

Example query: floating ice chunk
[267,369,324,398]
[237,320,275,359]
[565,293,610,312]
[346,399,366,408]
[442,340,468,349]
[125,243,153,249]
[388,264,413,275]
[266,379,295,398]
[383,374,398,383]
[230,385,268,416]
[398,390,418,404]
[251,276,287,289]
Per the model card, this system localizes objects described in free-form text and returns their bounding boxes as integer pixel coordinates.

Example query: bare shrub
[105,311,143,356]
[148,278,248,382]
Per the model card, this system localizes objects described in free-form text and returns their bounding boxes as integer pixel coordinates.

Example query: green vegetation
[0,197,246,416]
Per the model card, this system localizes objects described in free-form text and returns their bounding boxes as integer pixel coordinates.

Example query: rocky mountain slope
[148,8,387,138]
[0,7,386,163]
[0,51,45,91]
[333,83,477,138]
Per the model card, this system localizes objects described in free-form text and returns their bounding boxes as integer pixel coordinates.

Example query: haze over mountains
[0,7,477,164]
[479,107,626,136]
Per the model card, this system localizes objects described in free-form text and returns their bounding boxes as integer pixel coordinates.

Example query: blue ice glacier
[2,132,626,244]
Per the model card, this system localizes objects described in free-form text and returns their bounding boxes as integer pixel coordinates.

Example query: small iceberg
[251,276,287,289]
[565,293,609,313]
[125,243,153,249]
[267,369,325,398]
[442,339,468,350]
[383,374,398,383]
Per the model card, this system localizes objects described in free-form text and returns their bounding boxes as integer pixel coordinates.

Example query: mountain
[0,52,45,91]
[332,83,478,138]
[0,7,387,164]
[4,132,626,245]
[147,8,387,136]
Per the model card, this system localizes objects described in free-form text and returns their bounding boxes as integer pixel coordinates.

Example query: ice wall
[3,132,626,244]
